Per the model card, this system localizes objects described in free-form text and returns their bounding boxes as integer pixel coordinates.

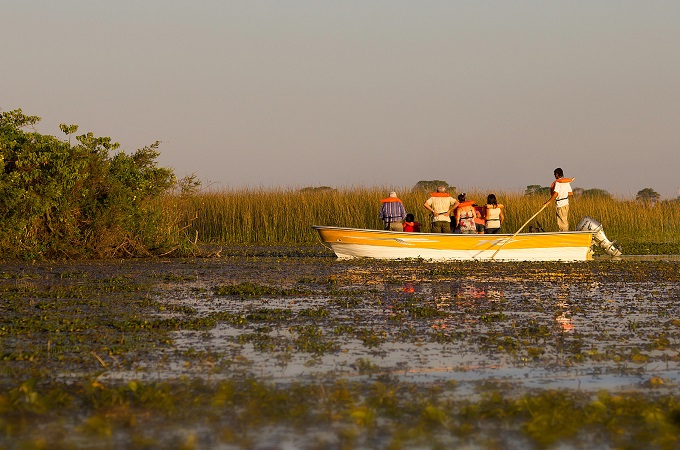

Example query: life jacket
[473,205,485,225]
[429,192,452,197]
[550,177,574,194]
[403,221,421,232]
[380,197,403,203]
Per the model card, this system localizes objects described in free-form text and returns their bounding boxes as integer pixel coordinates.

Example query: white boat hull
[313,226,594,262]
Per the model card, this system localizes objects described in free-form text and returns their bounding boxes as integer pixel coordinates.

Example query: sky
[3,1,680,199]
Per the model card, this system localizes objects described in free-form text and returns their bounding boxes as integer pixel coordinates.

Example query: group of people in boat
[379,167,574,234]
[379,187,505,234]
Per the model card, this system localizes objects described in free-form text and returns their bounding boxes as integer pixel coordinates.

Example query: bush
[0,109,195,259]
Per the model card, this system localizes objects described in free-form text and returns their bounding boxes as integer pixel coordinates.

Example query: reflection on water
[104,263,680,395]
[3,256,678,449]
[555,312,574,332]
[555,299,574,332]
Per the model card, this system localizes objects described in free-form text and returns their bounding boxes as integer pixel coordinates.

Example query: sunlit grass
[171,187,680,251]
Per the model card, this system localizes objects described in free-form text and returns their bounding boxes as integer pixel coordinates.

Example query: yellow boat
[312,225,596,261]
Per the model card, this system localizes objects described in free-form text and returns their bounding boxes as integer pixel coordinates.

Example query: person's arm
[423,200,436,217]
[545,191,558,206]
[499,206,505,224]
[425,199,447,218]
[447,200,459,217]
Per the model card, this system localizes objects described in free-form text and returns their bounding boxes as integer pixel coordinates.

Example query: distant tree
[582,188,611,199]
[636,188,660,204]
[299,186,337,193]
[524,185,550,196]
[412,180,453,194]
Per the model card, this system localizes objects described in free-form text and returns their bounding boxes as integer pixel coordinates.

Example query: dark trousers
[430,221,451,233]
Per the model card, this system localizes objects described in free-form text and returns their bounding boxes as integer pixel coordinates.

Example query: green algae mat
[1,252,679,449]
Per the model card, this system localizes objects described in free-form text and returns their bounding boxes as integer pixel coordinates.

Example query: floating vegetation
[1,254,679,448]
[0,378,678,449]
[213,281,304,298]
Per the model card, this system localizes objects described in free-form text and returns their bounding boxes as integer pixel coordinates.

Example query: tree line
[413,181,668,204]
[524,185,668,204]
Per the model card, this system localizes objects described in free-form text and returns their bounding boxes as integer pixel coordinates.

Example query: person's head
[437,186,446,193]
[457,193,466,202]
[554,167,564,178]
[405,213,414,222]
[487,193,497,206]
[389,191,397,198]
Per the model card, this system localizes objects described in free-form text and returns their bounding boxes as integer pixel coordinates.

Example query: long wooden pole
[490,202,549,260]
[490,176,575,260]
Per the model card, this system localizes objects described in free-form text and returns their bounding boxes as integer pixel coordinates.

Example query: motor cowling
[576,216,622,257]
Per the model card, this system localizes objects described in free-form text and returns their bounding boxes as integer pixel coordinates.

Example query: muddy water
[2,249,679,448]
[145,257,680,396]
[3,252,676,390]
[26,250,668,395]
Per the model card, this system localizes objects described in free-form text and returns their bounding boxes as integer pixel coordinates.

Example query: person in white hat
[379,191,406,231]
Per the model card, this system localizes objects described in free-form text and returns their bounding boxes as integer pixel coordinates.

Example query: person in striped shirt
[379,191,407,231]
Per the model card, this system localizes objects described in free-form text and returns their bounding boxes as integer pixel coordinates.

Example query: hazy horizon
[3,1,679,199]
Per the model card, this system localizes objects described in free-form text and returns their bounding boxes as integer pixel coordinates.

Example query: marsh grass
[173,187,680,252]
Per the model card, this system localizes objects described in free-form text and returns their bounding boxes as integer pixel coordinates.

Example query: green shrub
[0,109,193,259]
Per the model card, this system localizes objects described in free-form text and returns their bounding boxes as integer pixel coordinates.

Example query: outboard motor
[576,216,622,257]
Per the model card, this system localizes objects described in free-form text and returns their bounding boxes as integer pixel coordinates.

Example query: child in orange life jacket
[403,214,421,232]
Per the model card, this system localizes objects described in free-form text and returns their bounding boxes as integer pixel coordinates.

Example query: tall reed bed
[175,187,680,248]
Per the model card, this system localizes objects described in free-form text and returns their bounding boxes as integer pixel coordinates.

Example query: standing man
[545,167,574,231]
[423,186,459,233]
[379,191,407,231]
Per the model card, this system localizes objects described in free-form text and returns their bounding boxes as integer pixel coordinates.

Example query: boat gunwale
[311,225,595,238]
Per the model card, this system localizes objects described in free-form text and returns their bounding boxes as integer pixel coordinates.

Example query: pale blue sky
[3,1,679,198]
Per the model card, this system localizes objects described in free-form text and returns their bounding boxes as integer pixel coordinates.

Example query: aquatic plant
[1,378,678,449]
[1,257,679,449]
[176,187,680,253]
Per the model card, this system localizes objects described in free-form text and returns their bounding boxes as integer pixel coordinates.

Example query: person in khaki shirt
[423,186,459,233]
